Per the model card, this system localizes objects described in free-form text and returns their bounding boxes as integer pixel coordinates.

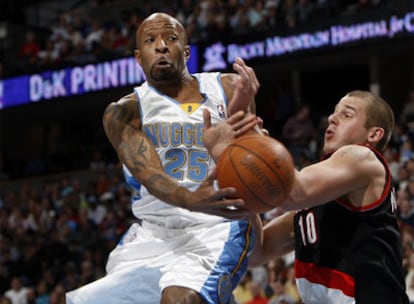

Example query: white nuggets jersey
[66,73,254,304]
[125,72,229,227]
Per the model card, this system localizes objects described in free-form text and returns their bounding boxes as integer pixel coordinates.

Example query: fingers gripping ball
[216,134,295,213]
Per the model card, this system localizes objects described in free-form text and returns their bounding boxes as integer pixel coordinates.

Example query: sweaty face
[135,15,188,84]
[323,96,370,155]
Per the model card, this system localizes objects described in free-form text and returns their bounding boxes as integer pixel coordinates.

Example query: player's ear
[184,45,190,62]
[368,127,384,144]
[135,49,142,65]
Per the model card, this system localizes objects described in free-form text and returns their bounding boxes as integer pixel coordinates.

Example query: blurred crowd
[5,0,401,77]
[0,169,134,304]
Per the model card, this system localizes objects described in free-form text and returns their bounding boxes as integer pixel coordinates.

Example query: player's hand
[203,109,257,162]
[184,170,251,220]
[228,57,260,115]
[257,116,270,136]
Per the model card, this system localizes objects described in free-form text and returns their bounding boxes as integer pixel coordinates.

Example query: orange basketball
[216,134,295,213]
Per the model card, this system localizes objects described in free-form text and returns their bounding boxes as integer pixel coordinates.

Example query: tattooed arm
[103,93,172,201]
[103,94,250,218]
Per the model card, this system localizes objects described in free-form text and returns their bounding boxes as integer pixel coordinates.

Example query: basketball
[216,134,295,213]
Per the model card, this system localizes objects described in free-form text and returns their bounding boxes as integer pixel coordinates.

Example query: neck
[150,73,195,98]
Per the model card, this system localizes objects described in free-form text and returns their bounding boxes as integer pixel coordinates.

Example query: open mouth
[325,129,334,139]
[155,58,171,67]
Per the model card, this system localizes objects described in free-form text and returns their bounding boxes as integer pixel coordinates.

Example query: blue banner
[1,45,199,109]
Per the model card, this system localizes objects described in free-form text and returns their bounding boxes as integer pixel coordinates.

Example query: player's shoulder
[119,92,138,103]
[334,144,376,157]
[104,93,138,117]
[332,144,381,170]
[109,93,138,108]
[220,72,238,84]
[219,72,238,98]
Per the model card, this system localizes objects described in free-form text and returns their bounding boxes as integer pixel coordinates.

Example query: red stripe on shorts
[295,259,355,297]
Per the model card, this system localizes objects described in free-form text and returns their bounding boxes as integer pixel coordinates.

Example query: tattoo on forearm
[148,174,175,194]
[137,137,148,156]
[123,138,148,174]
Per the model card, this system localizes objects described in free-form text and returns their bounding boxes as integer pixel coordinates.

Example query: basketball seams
[217,134,294,214]
[231,139,288,188]
[231,143,283,183]
[229,143,284,210]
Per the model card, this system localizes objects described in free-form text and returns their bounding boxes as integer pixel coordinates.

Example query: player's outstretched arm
[280,145,380,211]
[102,95,249,218]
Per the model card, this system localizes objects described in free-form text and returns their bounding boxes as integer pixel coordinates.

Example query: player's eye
[144,37,154,43]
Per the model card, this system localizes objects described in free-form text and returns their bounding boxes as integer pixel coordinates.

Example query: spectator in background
[264,2,280,30]
[246,280,268,304]
[282,104,316,167]
[384,146,400,184]
[397,191,414,227]
[251,265,269,296]
[48,284,65,304]
[281,0,297,28]
[245,0,266,30]
[273,85,296,135]
[37,38,60,67]
[50,13,70,43]
[78,261,95,287]
[267,278,296,304]
[105,26,129,56]
[407,275,414,304]
[26,196,49,234]
[401,90,414,145]
[282,265,300,303]
[229,5,251,35]
[84,17,104,52]
[233,271,254,304]
[0,297,12,304]
[66,23,84,50]
[3,276,31,304]
[89,150,107,171]
[34,279,50,304]
[398,163,411,193]
[24,289,36,304]
[86,195,107,226]
[401,90,414,127]
[296,0,315,26]
[401,141,413,164]
[407,175,414,206]
[405,253,414,302]
[18,31,40,69]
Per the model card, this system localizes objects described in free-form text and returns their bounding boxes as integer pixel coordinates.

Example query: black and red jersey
[293,146,409,304]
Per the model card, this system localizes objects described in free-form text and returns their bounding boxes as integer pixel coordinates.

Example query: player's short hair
[347,90,395,153]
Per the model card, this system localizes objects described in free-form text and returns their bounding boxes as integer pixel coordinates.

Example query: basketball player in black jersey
[204,90,409,303]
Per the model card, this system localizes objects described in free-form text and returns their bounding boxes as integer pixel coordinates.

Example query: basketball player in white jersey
[66,12,261,304]
[205,90,409,304]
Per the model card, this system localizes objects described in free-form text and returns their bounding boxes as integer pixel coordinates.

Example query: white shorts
[66,219,254,304]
